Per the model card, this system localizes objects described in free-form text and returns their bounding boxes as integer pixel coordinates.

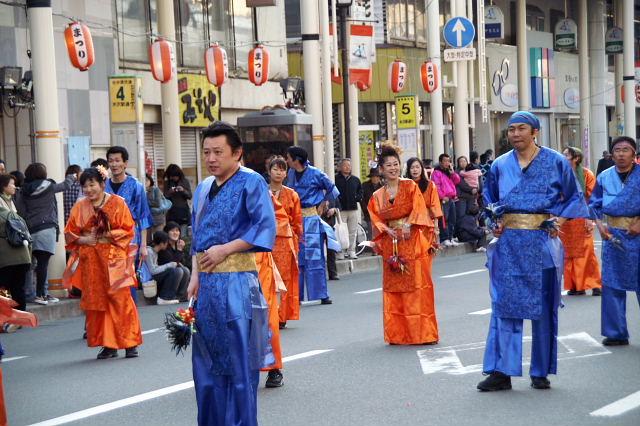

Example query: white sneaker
[443,240,454,247]
[476,247,487,252]
[348,252,358,259]
[157,297,179,305]
[451,239,462,246]
[33,296,48,305]
[45,295,59,303]
[452,237,460,243]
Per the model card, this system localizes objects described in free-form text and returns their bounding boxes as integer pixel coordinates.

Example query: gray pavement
[3,246,640,425]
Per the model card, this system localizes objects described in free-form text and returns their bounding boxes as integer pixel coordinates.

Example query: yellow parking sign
[395,95,417,129]
[109,76,142,123]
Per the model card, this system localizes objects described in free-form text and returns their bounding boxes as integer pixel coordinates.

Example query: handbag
[334,210,350,251]
[137,262,157,298]
[158,188,172,213]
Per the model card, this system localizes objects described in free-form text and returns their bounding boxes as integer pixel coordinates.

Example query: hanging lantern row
[421,61,439,93]
[149,38,176,83]
[204,43,228,87]
[64,22,95,71]
[388,59,407,93]
[248,44,270,86]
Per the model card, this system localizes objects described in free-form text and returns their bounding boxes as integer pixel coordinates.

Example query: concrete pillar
[588,0,607,168]
[319,0,335,177]
[614,0,624,137]
[348,83,360,178]
[578,0,591,165]
[26,0,67,296]
[516,0,530,110]
[157,0,182,167]
[453,0,470,160]
[427,0,444,158]
[622,0,636,139]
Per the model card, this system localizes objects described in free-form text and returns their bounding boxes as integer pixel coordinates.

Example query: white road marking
[354,287,382,294]
[417,332,609,376]
[468,309,492,316]
[141,328,162,335]
[590,391,640,417]
[439,269,487,279]
[2,356,28,363]
[27,349,332,426]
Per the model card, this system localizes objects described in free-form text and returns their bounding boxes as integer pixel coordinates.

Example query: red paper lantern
[149,38,175,83]
[64,22,94,71]
[421,61,438,93]
[248,44,270,86]
[388,59,407,93]
[204,43,228,87]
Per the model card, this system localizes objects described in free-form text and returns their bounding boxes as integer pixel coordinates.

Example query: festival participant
[477,111,589,392]
[560,147,602,296]
[188,122,275,426]
[268,156,302,328]
[105,146,152,261]
[405,157,442,254]
[589,136,640,347]
[368,145,439,345]
[64,167,142,359]
[285,146,339,305]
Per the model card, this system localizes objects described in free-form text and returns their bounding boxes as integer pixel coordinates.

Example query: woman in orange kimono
[268,156,303,327]
[368,145,439,345]
[64,167,143,359]
[560,147,602,296]
[406,157,443,255]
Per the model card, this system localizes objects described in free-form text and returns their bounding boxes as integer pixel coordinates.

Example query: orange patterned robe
[272,186,302,322]
[368,179,439,345]
[421,180,443,254]
[256,252,283,370]
[559,167,602,291]
[64,195,142,350]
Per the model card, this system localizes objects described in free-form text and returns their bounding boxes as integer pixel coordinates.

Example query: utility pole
[339,6,352,157]
[427,0,444,158]
[319,0,335,177]
[453,0,469,160]
[26,0,67,296]
[622,0,636,139]
[516,0,530,110]
[301,0,325,170]
[157,0,182,167]
[578,0,590,165]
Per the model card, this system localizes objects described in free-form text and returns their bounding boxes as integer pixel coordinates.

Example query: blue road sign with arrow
[443,17,475,48]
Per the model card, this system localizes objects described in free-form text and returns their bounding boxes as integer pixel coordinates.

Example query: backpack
[5,212,32,247]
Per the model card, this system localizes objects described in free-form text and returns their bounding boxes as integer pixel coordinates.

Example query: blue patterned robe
[589,164,640,291]
[286,164,340,300]
[485,147,589,320]
[106,176,152,248]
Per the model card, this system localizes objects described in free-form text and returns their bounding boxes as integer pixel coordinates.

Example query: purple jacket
[431,169,460,200]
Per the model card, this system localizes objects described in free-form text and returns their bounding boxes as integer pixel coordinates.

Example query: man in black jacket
[596,150,614,176]
[334,159,363,259]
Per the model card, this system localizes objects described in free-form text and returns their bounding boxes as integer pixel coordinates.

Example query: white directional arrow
[452,18,466,47]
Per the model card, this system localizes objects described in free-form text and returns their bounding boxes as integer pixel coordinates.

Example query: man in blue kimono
[590,136,640,346]
[285,146,340,305]
[188,122,275,426]
[105,146,153,260]
[477,111,589,392]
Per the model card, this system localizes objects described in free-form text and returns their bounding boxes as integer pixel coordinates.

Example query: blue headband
[508,111,540,130]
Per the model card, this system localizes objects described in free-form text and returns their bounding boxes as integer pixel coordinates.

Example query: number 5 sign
[395,95,418,129]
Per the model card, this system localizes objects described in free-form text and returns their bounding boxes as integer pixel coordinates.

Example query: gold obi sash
[605,215,640,230]
[387,217,410,229]
[301,206,318,217]
[502,213,551,230]
[196,252,257,273]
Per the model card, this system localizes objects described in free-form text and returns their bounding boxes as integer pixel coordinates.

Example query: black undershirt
[617,164,635,184]
[294,167,307,182]
[110,181,124,194]
[208,167,241,201]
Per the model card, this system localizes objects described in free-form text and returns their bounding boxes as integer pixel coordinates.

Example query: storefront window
[387,0,426,45]
[177,0,207,67]
[208,0,235,65]
[117,0,151,62]
[232,0,254,73]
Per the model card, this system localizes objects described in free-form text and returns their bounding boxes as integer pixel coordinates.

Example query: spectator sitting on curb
[144,231,185,305]
[455,203,489,252]
[159,221,190,302]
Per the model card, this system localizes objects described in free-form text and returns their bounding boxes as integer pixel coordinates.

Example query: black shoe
[125,346,139,358]
[477,372,512,392]
[567,290,586,295]
[329,276,340,281]
[592,288,602,296]
[602,337,629,346]
[321,297,333,305]
[279,322,287,330]
[97,347,118,359]
[530,376,551,389]
[265,369,284,388]
[83,331,87,340]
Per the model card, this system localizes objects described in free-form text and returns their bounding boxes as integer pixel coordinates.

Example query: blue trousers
[192,318,260,426]
[483,268,558,377]
[601,285,640,340]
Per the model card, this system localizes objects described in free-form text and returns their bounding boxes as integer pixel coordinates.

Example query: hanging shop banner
[484,6,504,39]
[395,95,418,129]
[177,73,221,127]
[349,24,375,89]
[358,130,375,178]
[109,76,142,123]
[554,18,577,50]
[605,27,623,55]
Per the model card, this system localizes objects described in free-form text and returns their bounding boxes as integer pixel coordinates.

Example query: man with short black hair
[596,150,615,176]
[335,158,363,259]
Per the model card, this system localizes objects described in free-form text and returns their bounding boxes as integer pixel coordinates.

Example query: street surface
[3,243,640,425]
